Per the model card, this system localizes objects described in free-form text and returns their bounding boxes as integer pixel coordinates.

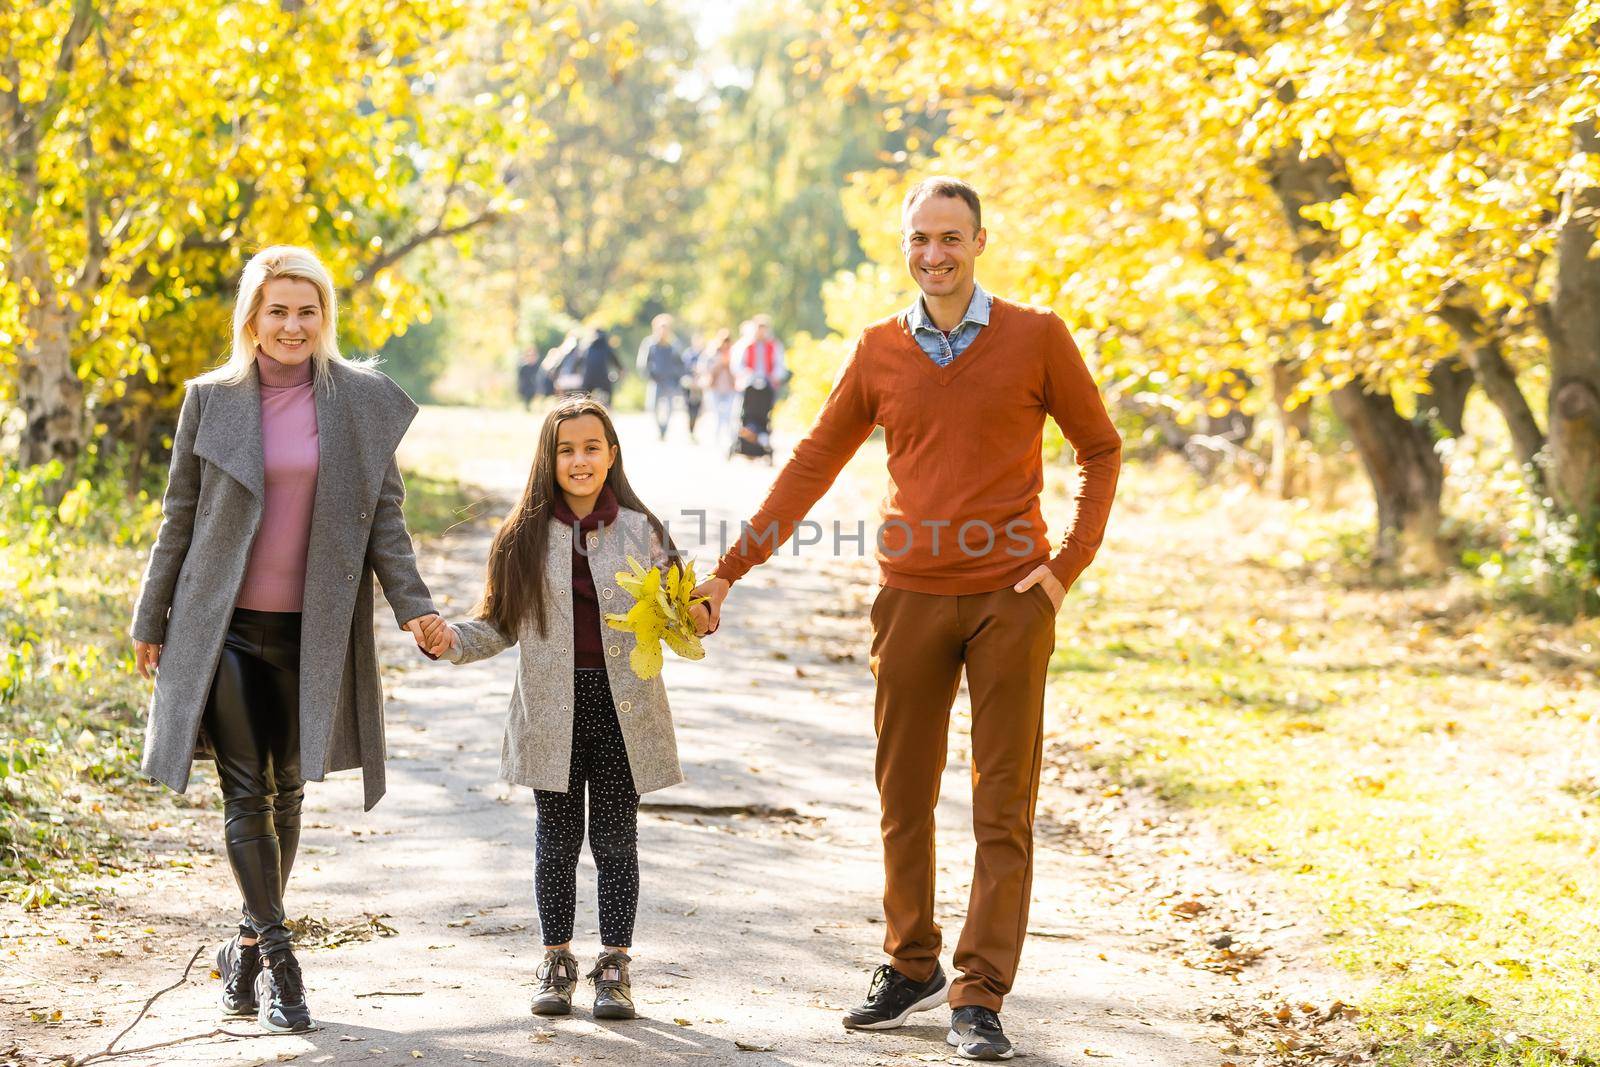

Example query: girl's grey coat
[446,508,684,795]
[131,360,435,811]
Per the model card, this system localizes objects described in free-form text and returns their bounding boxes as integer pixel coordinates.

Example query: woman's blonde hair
[194,245,369,387]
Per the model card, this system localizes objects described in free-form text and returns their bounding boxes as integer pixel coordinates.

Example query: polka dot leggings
[533,669,640,947]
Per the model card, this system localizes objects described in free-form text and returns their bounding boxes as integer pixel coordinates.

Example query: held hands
[688,576,730,636]
[404,613,454,658]
[1014,565,1067,612]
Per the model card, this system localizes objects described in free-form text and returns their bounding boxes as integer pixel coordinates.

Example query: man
[692,177,1121,1061]
[638,313,686,440]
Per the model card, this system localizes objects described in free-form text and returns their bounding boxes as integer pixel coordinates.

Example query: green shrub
[1443,436,1600,619]
[1,451,160,904]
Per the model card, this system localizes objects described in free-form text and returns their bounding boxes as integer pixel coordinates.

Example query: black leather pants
[202,608,305,957]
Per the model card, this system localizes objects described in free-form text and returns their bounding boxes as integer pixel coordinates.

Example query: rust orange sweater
[713,296,1122,595]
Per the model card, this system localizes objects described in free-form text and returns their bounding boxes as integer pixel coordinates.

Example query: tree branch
[56,944,271,1067]
[351,209,502,290]
[123,181,259,298]
[1434,289,1546,470]
[73,133,105,298]
[26,0,98,144]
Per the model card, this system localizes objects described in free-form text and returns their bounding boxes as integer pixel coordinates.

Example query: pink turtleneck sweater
[236,353,320,613]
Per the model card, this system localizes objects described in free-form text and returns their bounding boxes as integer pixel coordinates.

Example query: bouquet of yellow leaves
[602,556,709,680]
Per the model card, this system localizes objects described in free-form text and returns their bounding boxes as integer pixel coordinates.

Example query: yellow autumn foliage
[811,0,1599,507]
[603,556,709,680]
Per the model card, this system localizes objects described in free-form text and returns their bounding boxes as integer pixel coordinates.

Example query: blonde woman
[130,246,450,1032]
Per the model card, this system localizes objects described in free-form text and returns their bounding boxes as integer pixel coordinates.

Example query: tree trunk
[1541,120,1600,518]
[1425,356,1473,438]
[1330,382,1446,568]
[4,3,94,497]
[13,239,85,491]
[1436,300,1545,471]
[1260,124,1449,562]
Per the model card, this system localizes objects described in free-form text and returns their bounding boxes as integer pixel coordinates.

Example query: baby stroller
[731,377,776,464]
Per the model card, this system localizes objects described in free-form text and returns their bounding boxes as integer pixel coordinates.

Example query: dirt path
[2,408,1362,1067]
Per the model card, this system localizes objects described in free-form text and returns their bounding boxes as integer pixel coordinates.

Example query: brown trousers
[868,584,1057,1011]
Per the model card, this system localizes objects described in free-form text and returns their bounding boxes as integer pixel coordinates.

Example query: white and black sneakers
[217,934,309,1032]
[947,1005,1014,1061]
[841,965,1015,1060]
[841,962,949,1030]
[215,934,261,1016]
[254,948,313,1033]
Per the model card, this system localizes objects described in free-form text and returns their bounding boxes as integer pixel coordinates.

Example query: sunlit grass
[1049,458,1600,1064]
[402,469,494,539]
[2,530,172,906]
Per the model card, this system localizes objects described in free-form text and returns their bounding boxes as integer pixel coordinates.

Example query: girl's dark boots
[532,948,579,1016]
[589,950,636,1020]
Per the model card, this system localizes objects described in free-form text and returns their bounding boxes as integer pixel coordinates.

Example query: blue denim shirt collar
[906,282,991,337]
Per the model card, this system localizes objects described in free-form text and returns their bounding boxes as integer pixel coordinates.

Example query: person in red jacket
[730,314,788,389]
[692,177,1122,1062]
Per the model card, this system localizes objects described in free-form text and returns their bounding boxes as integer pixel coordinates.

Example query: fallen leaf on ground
[290,912,396,947]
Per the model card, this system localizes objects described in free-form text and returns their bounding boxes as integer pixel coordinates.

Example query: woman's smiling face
[554,414,617,505]
[253,276,323,366]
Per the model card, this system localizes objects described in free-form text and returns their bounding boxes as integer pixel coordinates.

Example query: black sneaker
[947,1005,1014,1060]
[254,949,313,1033]
[531,948,579,1016]
[588,950,636,1020]
[841,962,948,1030]
[216,935,261,1015]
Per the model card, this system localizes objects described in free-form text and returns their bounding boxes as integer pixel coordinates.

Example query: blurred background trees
[3,0,591,490]
[3,0,1598,607]
[805,0,1599,602]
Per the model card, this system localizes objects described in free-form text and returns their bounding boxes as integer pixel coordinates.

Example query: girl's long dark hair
[476,395,675,639]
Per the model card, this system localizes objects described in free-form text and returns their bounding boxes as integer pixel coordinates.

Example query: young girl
[439,395,684,1020]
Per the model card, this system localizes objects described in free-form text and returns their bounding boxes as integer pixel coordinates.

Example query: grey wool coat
[445,508,684,795]
[130,359,436,811]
